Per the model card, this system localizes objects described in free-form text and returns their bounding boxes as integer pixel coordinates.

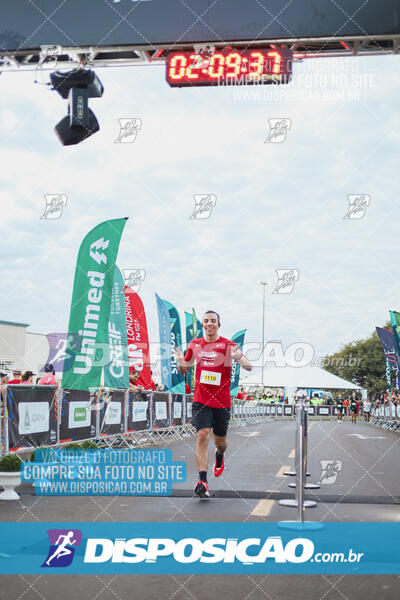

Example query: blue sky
[1,53,399,363]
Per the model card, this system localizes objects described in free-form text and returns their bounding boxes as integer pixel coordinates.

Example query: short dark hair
[203,310,221,326]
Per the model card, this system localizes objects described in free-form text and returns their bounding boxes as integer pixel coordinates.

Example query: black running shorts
[191,402,230,437]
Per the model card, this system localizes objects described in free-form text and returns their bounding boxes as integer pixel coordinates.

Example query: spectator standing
[39,363,57,385]
[8,369,22,384]
[21,371,35,384]
[237,387,247,400]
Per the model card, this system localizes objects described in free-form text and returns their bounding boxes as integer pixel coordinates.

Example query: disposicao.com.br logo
[82,536,362,566]
[0,522,394,575]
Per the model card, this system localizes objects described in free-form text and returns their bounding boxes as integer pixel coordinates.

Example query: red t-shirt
[39,374,57,385]
[237,392,247,400]
[7,379,21,384]
[184,336,237,408]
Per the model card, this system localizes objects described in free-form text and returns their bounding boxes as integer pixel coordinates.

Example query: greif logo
[41,194,67,219]
[189,195,217,219]
[265,119,291,143]
[42,529,82,568]
[272,269,299,294]
[343,194,370,219]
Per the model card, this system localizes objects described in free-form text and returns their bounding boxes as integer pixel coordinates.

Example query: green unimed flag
[62,218,128,391]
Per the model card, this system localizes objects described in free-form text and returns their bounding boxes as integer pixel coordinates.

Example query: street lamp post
[259,281,268,386]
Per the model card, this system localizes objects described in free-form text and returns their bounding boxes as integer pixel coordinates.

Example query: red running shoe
[213,451,225,477]
[194,480,210,498]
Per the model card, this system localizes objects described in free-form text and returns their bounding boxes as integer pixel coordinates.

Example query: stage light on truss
[50,69,104,146]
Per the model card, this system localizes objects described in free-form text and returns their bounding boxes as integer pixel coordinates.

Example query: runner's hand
[231,345,243,361]
[173,347,184,364]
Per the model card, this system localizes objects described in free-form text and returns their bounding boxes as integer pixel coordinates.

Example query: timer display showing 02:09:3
[166,48,293,87]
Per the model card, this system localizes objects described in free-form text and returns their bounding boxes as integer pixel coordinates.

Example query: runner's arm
[173,347,195,374]
[231,345,252,371]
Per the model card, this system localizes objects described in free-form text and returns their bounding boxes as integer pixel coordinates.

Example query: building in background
[0,320,48,375]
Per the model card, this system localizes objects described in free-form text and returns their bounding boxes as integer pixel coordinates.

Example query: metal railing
[370,402,400,431]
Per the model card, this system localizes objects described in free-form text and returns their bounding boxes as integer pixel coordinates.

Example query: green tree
[323,321,394,396]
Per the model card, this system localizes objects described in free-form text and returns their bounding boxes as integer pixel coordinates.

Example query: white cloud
[0,56,399,363]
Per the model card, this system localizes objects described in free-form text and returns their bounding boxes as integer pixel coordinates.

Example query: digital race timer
[166,47,292,87]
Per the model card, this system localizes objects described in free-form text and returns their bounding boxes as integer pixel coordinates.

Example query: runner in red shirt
[174,310,252,498]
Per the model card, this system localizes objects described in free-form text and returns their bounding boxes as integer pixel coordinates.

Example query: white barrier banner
[173,402,182,419]
[132,401,148,423]
[18,402,49,435]
[105,401,122,425]
[156,402,167,420]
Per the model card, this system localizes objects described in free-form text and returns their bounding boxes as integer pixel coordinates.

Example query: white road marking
[347,434,386,440]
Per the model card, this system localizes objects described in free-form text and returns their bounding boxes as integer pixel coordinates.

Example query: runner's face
[202,313,219,336]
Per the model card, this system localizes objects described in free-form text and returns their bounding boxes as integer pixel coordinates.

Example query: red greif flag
[124,286,152,389]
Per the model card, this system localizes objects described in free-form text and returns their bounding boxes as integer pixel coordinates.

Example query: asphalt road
[0,417,399,599]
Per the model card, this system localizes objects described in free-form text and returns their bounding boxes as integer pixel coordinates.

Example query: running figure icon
[45,531,77,566]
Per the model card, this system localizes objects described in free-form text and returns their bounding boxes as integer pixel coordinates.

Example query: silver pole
[279,396,316,513]
[262,283,265,386]
[182,393,186,427]
[297,404,306,522]
[288,402,320,490]
[259,280,268,386]
[124,389,129,433]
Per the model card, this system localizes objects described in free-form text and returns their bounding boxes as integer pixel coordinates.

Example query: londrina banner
[104,266,129,389]
[155,294,172,392]
[230,329,246,397]
[163,299,184,394]
[125,286,152,389]
[62,218,128,391]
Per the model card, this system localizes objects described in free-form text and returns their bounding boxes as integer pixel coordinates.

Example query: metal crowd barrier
[0,387,276,456]
[370,402,400,431]
[1,385,371,457]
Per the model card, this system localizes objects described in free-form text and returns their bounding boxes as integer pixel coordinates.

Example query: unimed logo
[84,536,314,564]
[74,407,87,421]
